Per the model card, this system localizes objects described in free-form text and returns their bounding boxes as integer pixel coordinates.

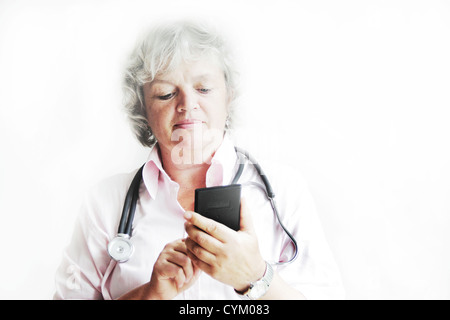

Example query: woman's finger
[184,237,217,266]
[184,211,233,242]
[184,222,223,253]
[157,239,195,284]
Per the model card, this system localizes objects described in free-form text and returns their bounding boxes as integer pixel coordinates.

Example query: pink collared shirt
[54,136,344,300]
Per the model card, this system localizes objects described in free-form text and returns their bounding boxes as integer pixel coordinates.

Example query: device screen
[194,184,241,231]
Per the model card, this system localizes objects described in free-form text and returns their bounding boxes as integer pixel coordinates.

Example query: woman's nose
[176,90,199,113]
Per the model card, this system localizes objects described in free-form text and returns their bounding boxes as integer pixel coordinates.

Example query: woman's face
[143,58,229,164]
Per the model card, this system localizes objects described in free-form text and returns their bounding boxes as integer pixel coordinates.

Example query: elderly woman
[54,21,344,300]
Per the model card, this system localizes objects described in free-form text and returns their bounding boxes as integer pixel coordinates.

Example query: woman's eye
[158,92,175,100]
[197,88,211,94]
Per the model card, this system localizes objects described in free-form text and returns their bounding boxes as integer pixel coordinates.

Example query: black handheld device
[194,184,241,231]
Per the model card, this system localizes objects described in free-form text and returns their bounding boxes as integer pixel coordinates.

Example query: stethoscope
[107,147,299,266]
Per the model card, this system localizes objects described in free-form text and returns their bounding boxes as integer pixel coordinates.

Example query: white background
[0,0,449,299]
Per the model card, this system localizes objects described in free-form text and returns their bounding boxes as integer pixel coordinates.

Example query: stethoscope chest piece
[108,233,134,263]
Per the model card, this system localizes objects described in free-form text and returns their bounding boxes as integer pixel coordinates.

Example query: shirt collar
[205,134,238,187]
[142,134,238,199]
[142,144,164,200]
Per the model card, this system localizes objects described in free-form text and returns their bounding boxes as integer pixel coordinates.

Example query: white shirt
[54,136,345,300]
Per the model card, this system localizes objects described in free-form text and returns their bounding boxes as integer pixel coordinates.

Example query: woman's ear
[225,116,231,130]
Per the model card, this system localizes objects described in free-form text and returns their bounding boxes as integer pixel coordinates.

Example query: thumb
[239,197,254,233]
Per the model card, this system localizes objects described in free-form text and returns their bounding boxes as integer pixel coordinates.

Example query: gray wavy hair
[122,20,240,147]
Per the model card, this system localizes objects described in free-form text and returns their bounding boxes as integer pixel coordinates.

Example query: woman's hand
[184,198,266,292]
[147,238,201,300]
[118,239,200,300]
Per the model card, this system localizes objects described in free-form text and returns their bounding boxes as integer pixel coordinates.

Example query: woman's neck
[157,135,224,211]
[158,142,217,187]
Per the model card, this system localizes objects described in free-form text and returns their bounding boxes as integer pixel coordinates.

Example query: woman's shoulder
[86,169,138,203]
[79,167,142,228]
[249,157,316,220]
[253,157,310,196]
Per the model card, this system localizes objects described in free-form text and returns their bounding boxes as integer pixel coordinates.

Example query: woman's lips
[174,119,204,129]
